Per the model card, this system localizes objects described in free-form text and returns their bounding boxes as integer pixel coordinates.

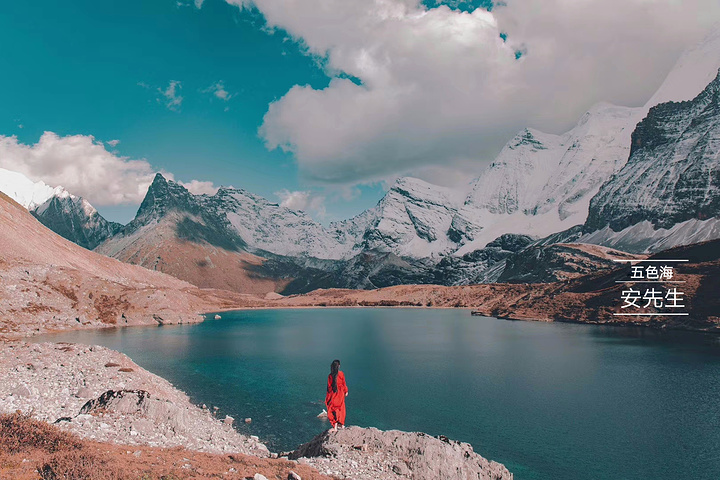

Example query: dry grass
[0,412,333,480]
[38,450,124,480]
[0,411,81,454]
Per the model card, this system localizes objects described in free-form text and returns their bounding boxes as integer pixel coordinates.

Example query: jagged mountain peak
[505,128,556,151]
[133,173,200,225]
[581,68,720,253]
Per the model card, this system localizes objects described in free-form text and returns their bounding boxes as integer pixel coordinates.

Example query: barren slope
[0,193,264,337]
[97,213,290,295]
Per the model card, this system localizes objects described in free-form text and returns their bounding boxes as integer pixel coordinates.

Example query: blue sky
[0,0,715,224]
[0,0,389,223]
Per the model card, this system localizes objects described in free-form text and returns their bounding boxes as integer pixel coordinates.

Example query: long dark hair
[330,359,341,393]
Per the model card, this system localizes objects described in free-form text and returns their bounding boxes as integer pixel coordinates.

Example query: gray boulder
[291,426,512,480]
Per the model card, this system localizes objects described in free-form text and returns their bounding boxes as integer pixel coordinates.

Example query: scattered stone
[74,387,92,398]
[118,367,134,372]
[0,342,270,457]
[244,417,252,423]
[11,385,31,397]
[253,474,268,480]
[224,415,234,426]
[392,462,411,476]
[214,314,222,320]
[104,362,120,367]
[287,471,302,480]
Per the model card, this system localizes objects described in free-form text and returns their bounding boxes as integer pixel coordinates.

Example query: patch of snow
[577,218,720,254]
[0,168,56,210]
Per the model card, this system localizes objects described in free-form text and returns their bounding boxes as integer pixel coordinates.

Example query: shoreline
[6,301,719,345]
[1,325,515,479]
[3,299,716,479]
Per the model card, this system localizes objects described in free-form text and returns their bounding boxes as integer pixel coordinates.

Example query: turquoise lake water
[39,308,720,480]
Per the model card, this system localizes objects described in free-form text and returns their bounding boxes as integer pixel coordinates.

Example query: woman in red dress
[325,359,348,431]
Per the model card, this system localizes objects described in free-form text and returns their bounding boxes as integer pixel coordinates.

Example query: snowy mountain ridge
[0,168,121,249]
[581,69,720,252]
[0,167,57,210]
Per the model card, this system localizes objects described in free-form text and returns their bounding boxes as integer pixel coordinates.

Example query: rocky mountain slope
[582,69,720,253]
[0,168,120,249]
[94,172,643,292]
[32,191,122,250]
[0,192,263,336]
[331,177,466,259]
[451,103,643,254]
[95,174,312,294]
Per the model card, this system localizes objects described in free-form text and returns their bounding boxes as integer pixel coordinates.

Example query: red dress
[325,371,348,427]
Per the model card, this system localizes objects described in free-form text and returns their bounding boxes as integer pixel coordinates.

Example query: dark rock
[585,70,720,233]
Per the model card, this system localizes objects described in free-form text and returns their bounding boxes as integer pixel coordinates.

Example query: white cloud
[179,179,220,195]
[204,81,234,101]
[275,189,327,218]
[175,0,204,8]
[226,0,720,186]
[106,139,120,147]
[158,80,183,111]
[0,132,218,206]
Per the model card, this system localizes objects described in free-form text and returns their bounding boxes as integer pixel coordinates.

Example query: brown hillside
[0,193,263,337]
[95,212,288,295]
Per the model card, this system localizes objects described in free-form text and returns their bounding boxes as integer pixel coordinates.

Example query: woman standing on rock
[325,359,348,431]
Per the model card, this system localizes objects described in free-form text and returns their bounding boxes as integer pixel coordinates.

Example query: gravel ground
[0,341,269,457]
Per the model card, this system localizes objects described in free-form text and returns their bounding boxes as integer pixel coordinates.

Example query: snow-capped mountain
[0,168,120,249]
[645,27,720,108]
[212,187,349,259]
[0,167,56,210]
[581,69,720,253]
[450,102,644,255]
[53,27,720,289]
[331,177,466,259]
[32,191,123,250]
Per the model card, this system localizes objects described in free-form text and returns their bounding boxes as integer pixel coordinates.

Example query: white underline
[612,259,688,262]
[615,281,685,283]
[613,313,689,316]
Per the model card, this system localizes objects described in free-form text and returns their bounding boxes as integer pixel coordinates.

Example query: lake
[38,308,720,480]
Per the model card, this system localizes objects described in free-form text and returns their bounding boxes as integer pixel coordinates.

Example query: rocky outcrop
[290,426,512,480]
[0,342,269,456]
